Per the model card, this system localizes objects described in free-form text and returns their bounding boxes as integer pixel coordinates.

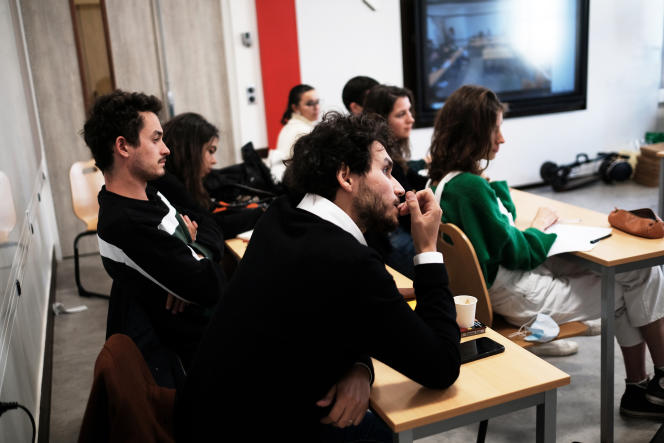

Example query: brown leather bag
[608,208,664,239]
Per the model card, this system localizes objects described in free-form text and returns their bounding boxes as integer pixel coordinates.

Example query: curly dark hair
[83,90,162,172]
[428,85,505,183]
[283,111,394,201]
[362,85,414,171]
[163,113,219,208]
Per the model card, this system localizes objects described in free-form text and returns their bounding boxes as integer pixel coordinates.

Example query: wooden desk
[511,189,664,442]
[224,238,414,295]
[225,237,247,261]
[370,328,570,442]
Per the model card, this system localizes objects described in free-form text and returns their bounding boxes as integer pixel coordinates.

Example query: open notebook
[545,223,612,256]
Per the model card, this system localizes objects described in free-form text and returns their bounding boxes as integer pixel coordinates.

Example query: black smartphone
[459,337,505,364]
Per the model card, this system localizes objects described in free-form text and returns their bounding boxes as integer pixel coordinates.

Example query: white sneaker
[581,319,601,336]
[528,339,579,357]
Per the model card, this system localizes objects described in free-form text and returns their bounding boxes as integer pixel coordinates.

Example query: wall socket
[246,86,256,105]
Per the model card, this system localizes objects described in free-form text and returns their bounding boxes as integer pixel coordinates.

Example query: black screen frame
[401,0,590,127]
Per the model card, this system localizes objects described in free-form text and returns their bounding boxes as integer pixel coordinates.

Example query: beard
[352,180,400,234]
[130,158,166,182]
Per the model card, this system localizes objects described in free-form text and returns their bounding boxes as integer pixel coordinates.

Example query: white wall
[221,0,268,157]
[296,0,404,114]
[0,0,59,440]
[292,0,664,185]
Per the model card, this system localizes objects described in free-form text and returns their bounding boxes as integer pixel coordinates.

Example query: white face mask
[523,313,560,343]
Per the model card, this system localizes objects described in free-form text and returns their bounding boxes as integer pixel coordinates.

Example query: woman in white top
[268,84,320,181]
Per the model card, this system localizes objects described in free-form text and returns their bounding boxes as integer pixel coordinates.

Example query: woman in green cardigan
[428,84,664,420]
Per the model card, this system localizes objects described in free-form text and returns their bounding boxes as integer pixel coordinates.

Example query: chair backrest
[437,222,494,327]
[0,171,16,243]
[78,334,175,443]
[70,159,104,231]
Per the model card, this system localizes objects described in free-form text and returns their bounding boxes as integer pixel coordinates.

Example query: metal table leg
[394,429,413,443]
[536,389,557,443]
[600,267,616,443]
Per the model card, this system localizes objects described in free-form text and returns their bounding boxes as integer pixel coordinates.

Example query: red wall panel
[255,0,301,150]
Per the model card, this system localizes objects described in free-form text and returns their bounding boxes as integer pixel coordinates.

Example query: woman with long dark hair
[363,85,427,278]
[429,84,664,418]
[152,112,263,238]
[162,112,219,208]
[268,84,320,181]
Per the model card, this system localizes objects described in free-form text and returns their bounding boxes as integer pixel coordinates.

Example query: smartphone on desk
[459,337,505,364]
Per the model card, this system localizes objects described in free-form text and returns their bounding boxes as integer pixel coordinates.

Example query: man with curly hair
[82,90,226,387]
[176,112,461,442]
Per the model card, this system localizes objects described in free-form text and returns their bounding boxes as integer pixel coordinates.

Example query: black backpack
[203,142,283,237]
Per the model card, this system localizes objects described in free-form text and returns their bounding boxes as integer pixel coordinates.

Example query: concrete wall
[159,0,235,166]
[105,0,163,98]
[106,0,235,166]
[22,0,238,257]
[21,0,89,257]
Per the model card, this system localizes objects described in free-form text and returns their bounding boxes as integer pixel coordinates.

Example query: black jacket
[97,185,226,385]
[175,194,460,441]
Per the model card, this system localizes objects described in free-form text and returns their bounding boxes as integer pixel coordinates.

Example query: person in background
[151,113,218,211]
[175,112,460,442]
[152,112,263,238]
[342,75,378,115]
[82,91,226,388]
[428,84,664,419]
[362,85,428,279]
[267,84,320,181]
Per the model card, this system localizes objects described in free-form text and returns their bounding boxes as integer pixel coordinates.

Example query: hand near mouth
[405,189,442,254]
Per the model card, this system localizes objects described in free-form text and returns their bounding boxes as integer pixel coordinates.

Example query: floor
[49,179,663,442]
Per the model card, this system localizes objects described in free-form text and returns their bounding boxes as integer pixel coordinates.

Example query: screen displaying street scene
[422,0,582,111]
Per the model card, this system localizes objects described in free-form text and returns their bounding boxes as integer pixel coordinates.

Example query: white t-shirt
[267,114,316,181]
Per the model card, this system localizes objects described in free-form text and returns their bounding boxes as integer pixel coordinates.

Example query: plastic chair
[437,222,588,443]
[78,334,176,443]
[69,159,108,298]
[0,171,16,244]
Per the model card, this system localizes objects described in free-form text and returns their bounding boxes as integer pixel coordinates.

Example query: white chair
[0,171,16,244]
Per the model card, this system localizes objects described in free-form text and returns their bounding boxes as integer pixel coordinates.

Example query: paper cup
[454,295,478,329]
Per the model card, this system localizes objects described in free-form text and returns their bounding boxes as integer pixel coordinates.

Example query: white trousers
[490,256,664,347]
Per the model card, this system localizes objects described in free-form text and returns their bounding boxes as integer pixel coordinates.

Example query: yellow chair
[437,222,588,346]
[437,222,588,442]
[0,171,16,244]
[69,159,108,298]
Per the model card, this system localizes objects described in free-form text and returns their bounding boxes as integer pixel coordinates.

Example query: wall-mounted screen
[401,0,589,126]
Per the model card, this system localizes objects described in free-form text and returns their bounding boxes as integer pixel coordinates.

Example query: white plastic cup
[454,295,478,329]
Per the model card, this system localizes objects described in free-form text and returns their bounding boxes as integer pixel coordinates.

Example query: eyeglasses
[302,99,320,107]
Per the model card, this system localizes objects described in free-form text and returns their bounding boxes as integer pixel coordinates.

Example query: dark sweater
[97,185,227,382]
[175,194,460,442]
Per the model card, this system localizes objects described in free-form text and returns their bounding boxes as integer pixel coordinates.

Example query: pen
[590,233,612,244]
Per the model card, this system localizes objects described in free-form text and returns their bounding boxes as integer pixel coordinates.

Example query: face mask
[523,313,560,343]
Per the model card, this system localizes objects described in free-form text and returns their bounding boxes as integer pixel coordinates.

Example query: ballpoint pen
[590,233,612,244]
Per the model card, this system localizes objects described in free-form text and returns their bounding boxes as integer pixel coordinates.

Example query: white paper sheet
[545,223,612,256]
[237,229,253,241]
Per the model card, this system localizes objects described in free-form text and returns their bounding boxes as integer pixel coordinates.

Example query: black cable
[0,401,36,443]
